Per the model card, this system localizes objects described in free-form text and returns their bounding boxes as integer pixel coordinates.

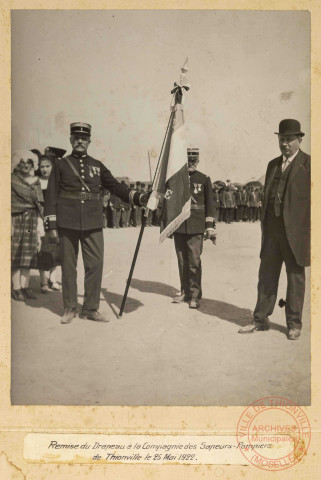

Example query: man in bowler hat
[239,120,310,340]
[44,122,148,324]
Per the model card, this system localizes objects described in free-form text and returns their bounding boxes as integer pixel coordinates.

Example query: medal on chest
[89,166,100,178]
[193,183,202,194]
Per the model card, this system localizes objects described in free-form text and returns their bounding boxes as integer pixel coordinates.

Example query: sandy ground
[11,222,310,406]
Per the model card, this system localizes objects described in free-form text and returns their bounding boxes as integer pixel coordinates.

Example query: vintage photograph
[11,9,310,406]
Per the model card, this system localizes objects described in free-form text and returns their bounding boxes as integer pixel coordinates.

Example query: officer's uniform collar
[71,152,87,159]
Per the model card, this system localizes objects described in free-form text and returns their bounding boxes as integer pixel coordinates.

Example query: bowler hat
[70,122,91,136]
[275,119,305,137]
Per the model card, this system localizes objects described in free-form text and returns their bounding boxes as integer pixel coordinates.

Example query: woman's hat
[12,150,39,173]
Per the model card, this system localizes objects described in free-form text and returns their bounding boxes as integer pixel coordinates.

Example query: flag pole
[118,110,174,318]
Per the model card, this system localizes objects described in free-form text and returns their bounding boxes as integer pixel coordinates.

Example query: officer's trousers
[253,216,305,330]
[174,233,203,300]
[59,228,103,311]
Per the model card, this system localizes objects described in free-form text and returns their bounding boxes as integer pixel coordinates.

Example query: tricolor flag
[146,61,191,242]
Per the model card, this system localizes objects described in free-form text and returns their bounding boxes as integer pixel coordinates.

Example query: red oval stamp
[236,397,311,471]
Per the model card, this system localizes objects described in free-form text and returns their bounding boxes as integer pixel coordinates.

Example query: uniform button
[81,169,84,172]
[81,175,85,178]
[82,187,85,191]
[81,200,84,204]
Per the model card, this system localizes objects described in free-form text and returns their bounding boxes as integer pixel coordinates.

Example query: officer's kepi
[187,147,199,163]
[70,122,91,137]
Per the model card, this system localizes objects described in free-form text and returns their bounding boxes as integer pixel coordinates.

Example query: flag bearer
[172,148,216,308]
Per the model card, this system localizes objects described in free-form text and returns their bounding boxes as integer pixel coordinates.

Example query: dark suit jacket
[261,149,310,267]
[222,189,235,208]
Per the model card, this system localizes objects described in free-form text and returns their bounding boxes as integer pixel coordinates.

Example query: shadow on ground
[16,277,143,320]
[101,288,143,317]
[130,278,178,297]
[130,278,288,335]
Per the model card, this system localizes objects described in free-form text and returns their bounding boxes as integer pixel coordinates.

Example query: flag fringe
[159,198,191,243]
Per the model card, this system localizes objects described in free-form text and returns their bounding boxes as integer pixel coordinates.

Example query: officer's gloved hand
[204,228,217,245]
[46,229,59,244]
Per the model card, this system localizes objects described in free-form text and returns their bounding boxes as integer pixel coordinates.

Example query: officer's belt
[191,204,205,210]
[59,191,100,201]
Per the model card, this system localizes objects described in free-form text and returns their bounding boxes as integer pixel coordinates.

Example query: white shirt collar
[282,150,299,164]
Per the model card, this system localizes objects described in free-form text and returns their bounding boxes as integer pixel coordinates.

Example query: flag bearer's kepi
[70,122,91,136]
[275,119,305,137]
[187,147,199,161]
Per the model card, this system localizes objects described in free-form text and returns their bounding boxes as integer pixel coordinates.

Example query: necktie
[282,159,289,172]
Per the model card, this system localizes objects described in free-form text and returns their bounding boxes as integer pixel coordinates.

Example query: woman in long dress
[11,150,44,300]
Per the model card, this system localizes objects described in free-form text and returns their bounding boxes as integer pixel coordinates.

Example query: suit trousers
[59,228,104,311]
[237,205,244,221]
[253,215,305,330]
[248,206,257,222]
[224,208,233,223]
[111,208,121,228]
[174,233,203,300]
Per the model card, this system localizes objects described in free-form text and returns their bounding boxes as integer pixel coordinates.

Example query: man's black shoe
[61,308,77,324]
[172,293,189,304]
[189,299,200,309]
[79,310,109,322]
[238,322,270,334]
[288,328,300,340]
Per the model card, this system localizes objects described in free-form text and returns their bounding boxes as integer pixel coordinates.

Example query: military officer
[172,148,216,308]
[44,122,148,324]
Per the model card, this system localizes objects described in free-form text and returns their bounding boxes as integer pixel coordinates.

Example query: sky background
[11,9,310,184]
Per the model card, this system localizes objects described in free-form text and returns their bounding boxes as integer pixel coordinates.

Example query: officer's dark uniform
[173,160,215,303]
[44,122,143,317]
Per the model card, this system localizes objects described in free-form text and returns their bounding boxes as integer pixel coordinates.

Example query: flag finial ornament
[171,59,191,107]
[182,57,189,72]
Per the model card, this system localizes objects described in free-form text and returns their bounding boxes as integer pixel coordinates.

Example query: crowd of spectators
[102,179,264,229]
